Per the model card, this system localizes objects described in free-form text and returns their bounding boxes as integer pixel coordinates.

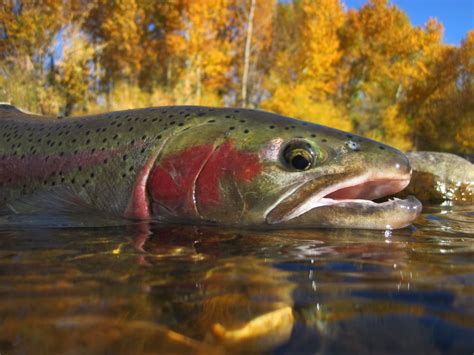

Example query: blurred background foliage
[0,0,472,153]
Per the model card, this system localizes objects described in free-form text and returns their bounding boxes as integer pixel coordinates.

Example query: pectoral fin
[0,187,130,228]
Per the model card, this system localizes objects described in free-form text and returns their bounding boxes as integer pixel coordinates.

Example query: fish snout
[382,145,412,179]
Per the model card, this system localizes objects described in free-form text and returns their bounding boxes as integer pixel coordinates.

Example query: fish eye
[282,140,315,171]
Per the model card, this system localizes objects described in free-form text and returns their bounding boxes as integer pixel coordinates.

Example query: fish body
[0,104,421,229]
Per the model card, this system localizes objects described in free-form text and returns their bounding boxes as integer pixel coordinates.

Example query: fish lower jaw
[266,175,422,229]
[284,175,410,218]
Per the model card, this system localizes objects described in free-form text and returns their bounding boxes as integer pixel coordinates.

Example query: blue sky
[344,0,473,45]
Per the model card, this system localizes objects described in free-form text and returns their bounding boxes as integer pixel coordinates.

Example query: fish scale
[0,104,421,229]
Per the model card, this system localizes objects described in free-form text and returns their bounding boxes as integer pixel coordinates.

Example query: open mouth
[266,174,422,229]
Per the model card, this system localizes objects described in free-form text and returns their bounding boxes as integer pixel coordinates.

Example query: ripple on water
[0,205,473,354]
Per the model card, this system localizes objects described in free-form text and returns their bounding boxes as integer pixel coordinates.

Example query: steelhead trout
[0,104,421,229]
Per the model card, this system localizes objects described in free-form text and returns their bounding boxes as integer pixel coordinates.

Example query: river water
[0,205,473,354]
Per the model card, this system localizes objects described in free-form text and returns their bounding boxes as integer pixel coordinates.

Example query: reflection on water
[0,205,473,354]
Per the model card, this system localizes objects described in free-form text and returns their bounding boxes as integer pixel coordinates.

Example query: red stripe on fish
[148,140,262,217]
[124,154,157,220]
[148,144,215,216]
[196,140,262,205]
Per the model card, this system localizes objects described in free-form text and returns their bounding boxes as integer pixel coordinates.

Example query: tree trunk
[241,0,256,108]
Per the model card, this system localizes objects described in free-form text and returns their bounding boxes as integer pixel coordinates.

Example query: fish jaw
[266,172,422,230]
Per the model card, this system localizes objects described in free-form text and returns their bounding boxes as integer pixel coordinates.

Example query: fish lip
[266,172,420,227]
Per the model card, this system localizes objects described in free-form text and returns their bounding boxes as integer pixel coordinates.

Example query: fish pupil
[291,155,310,170]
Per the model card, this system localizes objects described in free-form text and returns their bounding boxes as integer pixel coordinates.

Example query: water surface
[0,205,473,354]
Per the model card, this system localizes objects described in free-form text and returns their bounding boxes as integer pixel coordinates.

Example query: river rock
[397,151,474,204]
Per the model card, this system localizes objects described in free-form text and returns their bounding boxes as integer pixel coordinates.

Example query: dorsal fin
[0,102,57,121]
[0,103,38,120]
[0,103,32,114]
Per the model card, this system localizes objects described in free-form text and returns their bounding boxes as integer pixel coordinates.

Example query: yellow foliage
[90,82,176,113]
[298,0,345,96]
[381,104,413,151]
[0,0,471,153]
[85,0,143,81]
[262,83,352,131]
[57,30,96,115]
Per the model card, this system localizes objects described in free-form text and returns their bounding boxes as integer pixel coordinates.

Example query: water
[0,205,473,354]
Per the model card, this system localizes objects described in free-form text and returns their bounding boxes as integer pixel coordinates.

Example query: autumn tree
[83,0,143,86]
[0,0,470,153]
[231,0,276,107]
[338,0,447,150]
[0,0,66,113]
[262,0,352,131]
[408,31,474,153]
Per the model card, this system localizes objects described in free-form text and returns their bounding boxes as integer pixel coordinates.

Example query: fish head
[147,109,421,229]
